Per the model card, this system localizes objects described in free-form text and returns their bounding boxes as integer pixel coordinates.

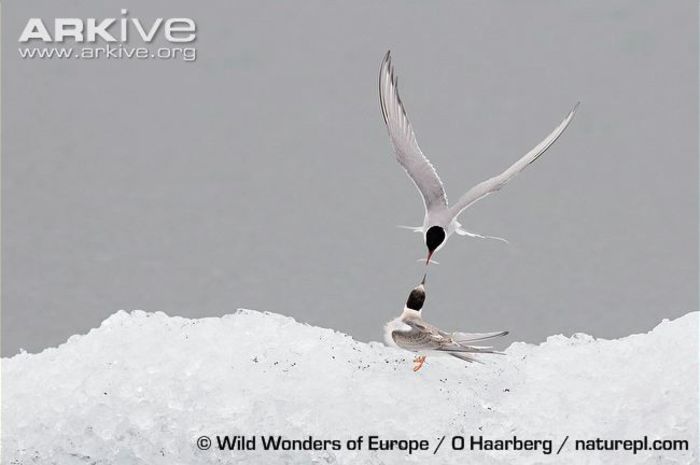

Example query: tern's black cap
[405,276,426,311]
[426,226,445,252]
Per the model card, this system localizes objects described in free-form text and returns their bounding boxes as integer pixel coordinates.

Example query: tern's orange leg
[412,355,427,372]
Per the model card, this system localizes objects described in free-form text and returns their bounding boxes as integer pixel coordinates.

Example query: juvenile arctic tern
[384,275,509,371]
[379,51,579,264]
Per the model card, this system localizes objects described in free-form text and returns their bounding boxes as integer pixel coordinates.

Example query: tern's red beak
[425,250,434,265]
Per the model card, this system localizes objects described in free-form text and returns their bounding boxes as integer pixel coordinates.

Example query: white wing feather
[450,103,579,218]
[379,51,448,212]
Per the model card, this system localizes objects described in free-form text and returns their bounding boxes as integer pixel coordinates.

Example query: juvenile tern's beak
[420,273,427,285]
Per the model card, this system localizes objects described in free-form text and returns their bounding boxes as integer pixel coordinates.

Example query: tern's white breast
[383,318,410,348]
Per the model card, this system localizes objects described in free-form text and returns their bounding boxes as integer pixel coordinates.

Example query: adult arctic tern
[379,51,579,264]
[384,274,509,371]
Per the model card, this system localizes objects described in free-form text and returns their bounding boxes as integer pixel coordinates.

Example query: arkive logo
[17,9,197,62]
[18,9,196,43]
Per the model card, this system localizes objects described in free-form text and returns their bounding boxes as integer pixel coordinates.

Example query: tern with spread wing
[379,51,579,264]
[384,275,509,371]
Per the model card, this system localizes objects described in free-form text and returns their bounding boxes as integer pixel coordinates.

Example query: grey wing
[448,330,509,363]
[451,330,509,343]
[391,324,444,352]
[395,320,508,361]
[394,319,476,353]
[379,51,448,212]
[450,103,579,218]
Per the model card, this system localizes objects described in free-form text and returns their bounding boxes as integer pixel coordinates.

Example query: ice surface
[3,310,698,465]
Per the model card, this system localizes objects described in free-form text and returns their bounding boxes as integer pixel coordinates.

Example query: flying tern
[379,51,579,264]
[384,275,509,371]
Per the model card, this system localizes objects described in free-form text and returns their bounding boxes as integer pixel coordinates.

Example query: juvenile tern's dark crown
[405,282,426,311]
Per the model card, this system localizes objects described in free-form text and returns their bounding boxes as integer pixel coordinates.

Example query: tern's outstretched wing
[379,51,448,213]
[449,103,579,218]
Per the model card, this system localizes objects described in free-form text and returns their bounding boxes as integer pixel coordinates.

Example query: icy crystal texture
[3,310,698,464]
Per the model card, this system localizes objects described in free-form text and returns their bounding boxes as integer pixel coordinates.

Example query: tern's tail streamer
[397,225,424,233]
[454,227,509,244]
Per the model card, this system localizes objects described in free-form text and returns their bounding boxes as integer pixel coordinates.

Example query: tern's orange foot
[412,355,427,372]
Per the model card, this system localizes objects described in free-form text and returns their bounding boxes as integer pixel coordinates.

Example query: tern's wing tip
[570,101,581,116]
[381,50,392,68]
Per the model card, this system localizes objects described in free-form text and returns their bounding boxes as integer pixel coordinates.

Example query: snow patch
[3,310,698,464]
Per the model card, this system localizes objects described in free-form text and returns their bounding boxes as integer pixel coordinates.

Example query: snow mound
[3,310,698,465]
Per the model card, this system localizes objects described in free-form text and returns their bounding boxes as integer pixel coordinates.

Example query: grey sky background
[2,1,697,356]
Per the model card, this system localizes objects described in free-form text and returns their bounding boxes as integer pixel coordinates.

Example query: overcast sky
[3,0,697,355]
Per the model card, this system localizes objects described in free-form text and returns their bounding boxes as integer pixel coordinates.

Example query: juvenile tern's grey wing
[393,319,469,352]
[401,320,507,352]
[379,51,448,212]
[391,319,445,352]
[393,319,507,365]
[451,330,509,343]
[449,103,579,218]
